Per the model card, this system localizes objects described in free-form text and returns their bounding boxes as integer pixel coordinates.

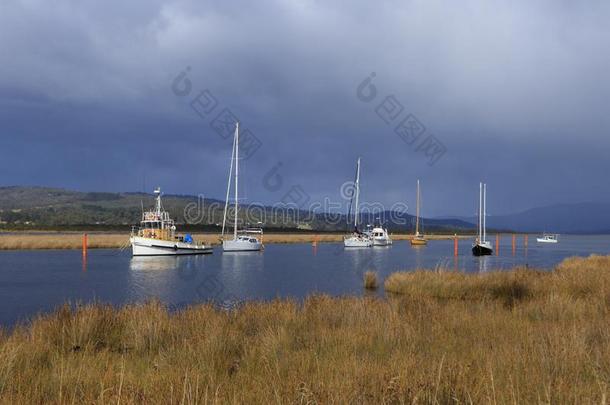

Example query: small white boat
[472,182,493,256]
[344,233,373,247]
[130,188,212,256]
[537,233,559,243]
[344,158,373,248]
[221,122,263,252]
[371,226,392,246]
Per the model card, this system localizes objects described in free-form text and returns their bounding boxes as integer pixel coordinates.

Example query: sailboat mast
[478,182,482,241]
[221,127,237,238]
[415,179,420,235]
[234,122,239,239]
[354,158,361,229]
[483,183,487,242]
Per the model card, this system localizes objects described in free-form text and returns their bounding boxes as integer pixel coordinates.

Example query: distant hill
[0,186,476,233]
[441,202,610,234]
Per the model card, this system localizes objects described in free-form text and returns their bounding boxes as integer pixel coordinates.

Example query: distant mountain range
[0,186,475,233]
[440,202,610,234]
[4,186,606,234]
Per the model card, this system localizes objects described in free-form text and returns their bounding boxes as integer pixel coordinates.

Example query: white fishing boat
[537,233,559,243]
[371,225,392,246]
[410,179,428,246]
[472,182,493,256]
[130,188,212,256]
[344,158,373,248]
[222,122,263,252]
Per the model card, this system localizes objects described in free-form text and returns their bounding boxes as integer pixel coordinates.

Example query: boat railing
[241,228,264,235]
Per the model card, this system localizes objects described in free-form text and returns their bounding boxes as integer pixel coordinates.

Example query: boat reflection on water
[476,255,491,273]
[219,251,264,300]
[129,256,182,272]
[128,255,208,301]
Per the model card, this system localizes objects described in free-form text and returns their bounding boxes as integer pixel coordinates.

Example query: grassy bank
[0,255,608,403]
[0,232,466,250]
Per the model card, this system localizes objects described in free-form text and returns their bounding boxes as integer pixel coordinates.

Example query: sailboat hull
[344,235,373,247]
[472,243,493,256]
[410,237,428,246]
[223,239,262,252]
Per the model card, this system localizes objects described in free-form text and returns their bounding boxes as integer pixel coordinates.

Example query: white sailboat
[130,188,213,256]
[537,233,559,243]
[222,122,263,252]
[344,158,373,248]
[472,182,493,256]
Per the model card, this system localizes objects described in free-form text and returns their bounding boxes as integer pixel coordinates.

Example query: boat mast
[234,122,239,240]
[354,158,361,230]
[483,183,487,243]
[415,179,420,236]
[478,182,482,242]
[221,125,237,239]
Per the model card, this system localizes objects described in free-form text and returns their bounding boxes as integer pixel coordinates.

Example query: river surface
[1,235,608,326]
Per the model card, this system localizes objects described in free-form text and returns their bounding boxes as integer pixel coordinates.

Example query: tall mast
[354,158,361,229]
[415,179,420,235]
[221,127,237,238]
[234,122,239,240]
[478,182,482,241]
[483,183,487,242]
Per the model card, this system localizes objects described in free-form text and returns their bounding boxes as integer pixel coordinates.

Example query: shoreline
[0,255,607,402]
[0,232,473,250]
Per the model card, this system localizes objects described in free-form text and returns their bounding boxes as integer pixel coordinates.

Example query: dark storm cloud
[1,0,609,216]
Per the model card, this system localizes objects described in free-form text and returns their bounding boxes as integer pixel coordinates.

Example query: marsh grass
[0,233,463,250]
[0,255,608,403]
[364,271,378,289]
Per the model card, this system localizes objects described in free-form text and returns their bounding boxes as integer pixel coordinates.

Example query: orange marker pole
[512,234,516,255]
[82,233,88,256]
[495,234,499,255]
[453,234,458,257]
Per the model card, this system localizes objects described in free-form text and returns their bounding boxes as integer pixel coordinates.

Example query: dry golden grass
[0,233,130,250]
[364,271,378,289]
[0,232,465,250]
[1,255,607,403]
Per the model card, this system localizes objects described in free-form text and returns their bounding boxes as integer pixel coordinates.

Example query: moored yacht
[472,182,493,256]
[221,122,263,252]
[537,233,559,243]
[130,188,212,256]
[371,225,392,246]
[344,158,373,248]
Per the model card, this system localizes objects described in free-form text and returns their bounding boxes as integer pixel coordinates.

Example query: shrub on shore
[0,255,608,403]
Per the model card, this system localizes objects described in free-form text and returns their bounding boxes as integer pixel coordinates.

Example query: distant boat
[130,188,213,256]
[371,224,392,246]
[410,179,428,246]
[222,122,263,252]
[344,158,373,248]
[472,182,493,256]
[537,233,559,243]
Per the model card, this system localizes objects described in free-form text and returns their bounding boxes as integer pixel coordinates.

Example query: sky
[1,0,609,217]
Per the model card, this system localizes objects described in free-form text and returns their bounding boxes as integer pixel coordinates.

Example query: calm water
[0,235,608,326]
